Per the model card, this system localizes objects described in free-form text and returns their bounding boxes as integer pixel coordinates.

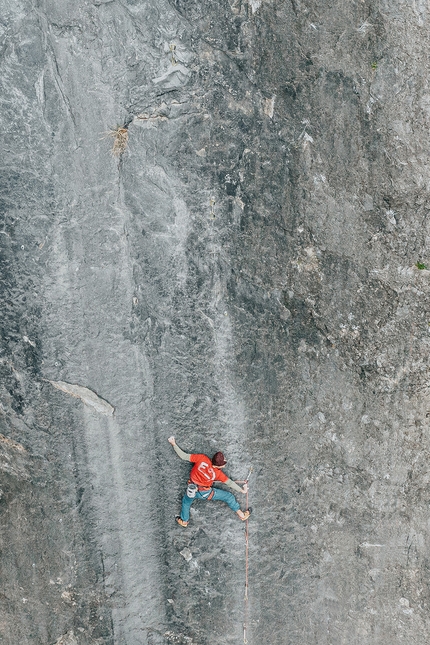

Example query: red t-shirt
[189,454,228,488]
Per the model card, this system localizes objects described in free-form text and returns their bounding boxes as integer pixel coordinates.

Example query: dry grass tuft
[106,126,129,156]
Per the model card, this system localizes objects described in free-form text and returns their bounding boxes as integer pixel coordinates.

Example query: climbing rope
[237,466,252,644]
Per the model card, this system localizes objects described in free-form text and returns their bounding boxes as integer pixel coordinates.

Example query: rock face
[1,1,430,644]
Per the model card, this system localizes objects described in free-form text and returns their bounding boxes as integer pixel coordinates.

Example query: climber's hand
[242,483,248,494]
[168,436,176,445]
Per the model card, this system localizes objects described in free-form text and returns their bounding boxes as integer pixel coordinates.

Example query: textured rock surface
[1,1,430,644]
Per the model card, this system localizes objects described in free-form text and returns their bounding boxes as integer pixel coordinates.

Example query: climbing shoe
[239,508,252,521]
[176,516,188,527]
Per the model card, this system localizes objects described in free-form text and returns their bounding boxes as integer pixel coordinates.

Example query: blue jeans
[180,487,240,522]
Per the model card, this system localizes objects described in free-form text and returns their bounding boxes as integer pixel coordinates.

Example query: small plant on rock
[106,125,129,157]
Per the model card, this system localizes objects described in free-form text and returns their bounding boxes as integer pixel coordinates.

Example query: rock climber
[168,436,251,527]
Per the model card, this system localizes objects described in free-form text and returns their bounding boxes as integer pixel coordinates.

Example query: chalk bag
[186,483,198,498]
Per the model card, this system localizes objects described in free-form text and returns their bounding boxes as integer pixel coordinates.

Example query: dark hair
[212,451,227,467]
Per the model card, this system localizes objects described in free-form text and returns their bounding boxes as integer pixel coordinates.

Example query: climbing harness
[236,466,253,644]
[186,480,215,500]
[198,488,215,500]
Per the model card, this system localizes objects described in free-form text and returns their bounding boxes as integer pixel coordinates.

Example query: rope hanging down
[237,466,252,644]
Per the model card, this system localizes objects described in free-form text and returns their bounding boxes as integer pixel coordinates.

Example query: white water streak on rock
[249,0,262,13]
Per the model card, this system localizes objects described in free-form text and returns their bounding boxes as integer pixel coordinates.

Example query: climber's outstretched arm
[225,478,248,494]
[168,436,191,461]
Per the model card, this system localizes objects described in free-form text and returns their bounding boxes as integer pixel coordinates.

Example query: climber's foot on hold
[176,516,188,527]
[237,509,252,521]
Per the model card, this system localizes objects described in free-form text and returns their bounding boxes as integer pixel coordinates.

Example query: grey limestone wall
[1,1,430,644]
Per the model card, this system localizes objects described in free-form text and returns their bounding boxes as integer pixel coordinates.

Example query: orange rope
[237,468,252,644]
[244,483,249,644]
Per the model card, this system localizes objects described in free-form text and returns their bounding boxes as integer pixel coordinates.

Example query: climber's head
[211,451,227,468]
